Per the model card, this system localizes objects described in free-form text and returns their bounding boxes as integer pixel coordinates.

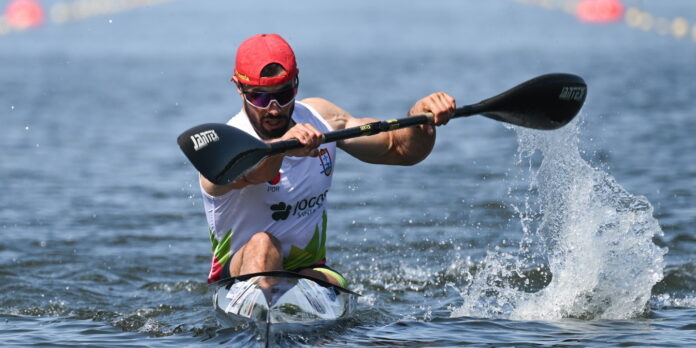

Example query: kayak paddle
[178,73,587,185]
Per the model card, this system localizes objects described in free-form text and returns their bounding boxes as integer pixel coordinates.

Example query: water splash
[452,121,667,320]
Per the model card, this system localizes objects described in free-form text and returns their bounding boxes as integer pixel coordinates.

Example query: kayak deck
[213,271,358,332]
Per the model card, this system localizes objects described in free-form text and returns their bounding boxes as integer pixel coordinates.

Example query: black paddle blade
[177,123,270,185]
[476,73,587,130]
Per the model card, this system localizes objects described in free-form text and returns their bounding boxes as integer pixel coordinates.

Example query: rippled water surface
[2,1,696,347]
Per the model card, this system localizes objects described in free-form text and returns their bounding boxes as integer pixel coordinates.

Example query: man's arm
[302,93,455,165]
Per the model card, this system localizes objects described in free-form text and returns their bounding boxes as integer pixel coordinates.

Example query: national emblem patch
[318,148,332,176]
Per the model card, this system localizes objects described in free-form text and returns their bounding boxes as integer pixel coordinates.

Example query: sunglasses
[242,86,297,109]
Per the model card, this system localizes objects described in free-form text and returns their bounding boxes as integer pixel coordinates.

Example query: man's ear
[231,76,244,94]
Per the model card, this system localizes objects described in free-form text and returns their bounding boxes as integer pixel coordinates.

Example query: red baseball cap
[233,34,299,86]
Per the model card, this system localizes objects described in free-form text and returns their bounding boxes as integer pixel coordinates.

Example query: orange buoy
[576,0,624,23]
[6,0,44,30]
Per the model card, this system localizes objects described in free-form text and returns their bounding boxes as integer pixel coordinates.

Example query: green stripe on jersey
[210,229,232,266]
[284,210,328,270]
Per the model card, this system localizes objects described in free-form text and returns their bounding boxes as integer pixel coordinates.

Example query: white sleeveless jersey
[201,102,336,282]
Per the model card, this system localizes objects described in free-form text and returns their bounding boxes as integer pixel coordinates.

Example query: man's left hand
[408,92,456,134]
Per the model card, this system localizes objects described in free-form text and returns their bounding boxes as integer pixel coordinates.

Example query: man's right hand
[273,123,324,157]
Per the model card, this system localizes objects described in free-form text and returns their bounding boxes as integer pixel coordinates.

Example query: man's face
[236,79,296,140]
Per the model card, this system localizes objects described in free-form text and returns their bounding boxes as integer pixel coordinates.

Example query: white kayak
[213,271,358,339]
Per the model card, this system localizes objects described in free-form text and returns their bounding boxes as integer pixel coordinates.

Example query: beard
[245,103,295,140]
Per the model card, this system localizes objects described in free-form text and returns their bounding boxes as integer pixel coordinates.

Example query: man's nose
[267,100,282,114]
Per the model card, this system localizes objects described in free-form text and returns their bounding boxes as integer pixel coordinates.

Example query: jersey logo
[267,172,282,192]
[270,202,292,221]
[270,190,328,221]
[318,148,332,176]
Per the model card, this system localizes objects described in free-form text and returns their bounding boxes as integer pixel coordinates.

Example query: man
[200,33,455,288]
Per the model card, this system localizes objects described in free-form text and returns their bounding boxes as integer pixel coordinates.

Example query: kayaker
[200,33,455,287]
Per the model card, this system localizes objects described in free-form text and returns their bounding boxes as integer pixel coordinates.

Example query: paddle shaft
[177,73,585,185]
[268,104,480,155]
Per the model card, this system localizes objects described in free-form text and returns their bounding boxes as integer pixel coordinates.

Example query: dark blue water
[2,1,695,347]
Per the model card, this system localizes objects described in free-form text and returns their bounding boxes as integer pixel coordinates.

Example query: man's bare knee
[247,232,281,251]
[233,232,284,275]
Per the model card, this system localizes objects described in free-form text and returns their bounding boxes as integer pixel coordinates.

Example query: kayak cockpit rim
[209,270,361,296]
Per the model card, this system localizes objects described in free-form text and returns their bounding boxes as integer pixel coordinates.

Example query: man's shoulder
[226,109,246,126]
[299,97,332,110]
[299,98,350,131]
